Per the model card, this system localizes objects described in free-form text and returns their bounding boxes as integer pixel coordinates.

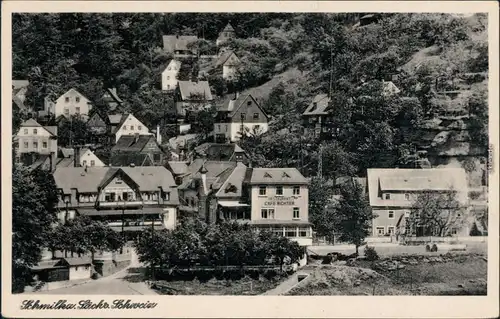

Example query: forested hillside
[13,12,489,179]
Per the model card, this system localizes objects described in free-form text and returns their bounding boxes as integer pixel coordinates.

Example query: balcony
[97,200,143,208]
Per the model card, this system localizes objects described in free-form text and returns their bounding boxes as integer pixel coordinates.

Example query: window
[130,125,134,130]
[167,76,170,80]
[259,186,266,195]
[116,176,122,184]
[253,113,259,120]
[293,207,300,219]
[388,211,394,219]
[90,160,95,167]
[240,113,246,120]
[254,125,260,130]
[138,125,142,131]
[76,97,80,103]
[23,128,28,134]
[218,125,221,132]
[167,85,170,89]
[299,228,309,237]
[261,208,275,219]
[385,193,391,200]
[123,125,127,130]
[285,227,297,237]
[123,192,129,201]
[65,97,70,103]
[64,108,70,115]
[24,142,28,148]
[75,266,79,271]
[75,107,80,114]
[276,186,283,196]
[293,186,300,195]
[247,101,252,106]
[85,265,89,270]
[162,192,170,201]
[388,226,395,235]
[376,227,385,236]
[42,141,47,148]
[82,160,87,166]
[405,193,410,200]
[33,129,38,135]
[33,141,38,148]
[225,125,228,132]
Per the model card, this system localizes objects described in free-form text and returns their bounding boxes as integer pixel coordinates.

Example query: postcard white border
[2,1,499,318]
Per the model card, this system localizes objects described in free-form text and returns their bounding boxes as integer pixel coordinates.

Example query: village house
[12,80,33,115]
[110,131,165,166]
[52,166,180,240]
[302,94,335,138]
[168,133,198,161]
[171,159,312,247]
[108,113,151,143]
[216,23,236,47]
[161,59,182,91]
[55,147,106,169]
[16,118,58,170]
[46,88,92,119]
[192,142,249,165]
[30,257,93,284]
[214,93,269,143]
[215,50,240,81]
[102,88,123,111]
[366,168,470,238]
[163,35,198,57]
[175,80,214,118]
[86,111,111,146]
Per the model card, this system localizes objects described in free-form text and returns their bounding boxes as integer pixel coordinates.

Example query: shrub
[469,222,482,236]
[364,246,379,261]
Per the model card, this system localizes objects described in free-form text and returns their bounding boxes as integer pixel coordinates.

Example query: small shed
[61,257,93,280]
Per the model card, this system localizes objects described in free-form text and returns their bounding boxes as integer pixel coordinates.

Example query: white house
[112,113,151,143]
[79,148,105,167]
[50,88,92,119]
[215,51,240,81]
[162,60,182,91]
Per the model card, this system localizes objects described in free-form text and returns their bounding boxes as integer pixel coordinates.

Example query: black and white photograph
[2,1,499,318]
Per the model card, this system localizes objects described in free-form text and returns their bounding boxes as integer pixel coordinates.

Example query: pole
[121,204,125,254]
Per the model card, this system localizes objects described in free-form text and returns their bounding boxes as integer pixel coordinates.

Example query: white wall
[114,114,151,142]
[80,149,105,167]
[162,60,181,91]
[229,122,269,142]
[162,207,178,230]
[54,89,91,118]
[69,265,92,280]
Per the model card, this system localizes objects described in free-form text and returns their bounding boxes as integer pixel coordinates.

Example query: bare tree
[408,187,467,237]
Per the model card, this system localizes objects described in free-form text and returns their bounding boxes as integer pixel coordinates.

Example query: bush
[469,222,482,236]
[364,246,379,261]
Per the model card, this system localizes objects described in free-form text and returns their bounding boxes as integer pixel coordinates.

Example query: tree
[12,166,58,292]
[308,177,336,243]
[57,115,92,147]
[469,222,482,236]
[334,180,374,255]
[409,188,466,237]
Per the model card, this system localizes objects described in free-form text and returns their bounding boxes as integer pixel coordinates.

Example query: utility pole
[318,144,323,179]
[329,47,334,98]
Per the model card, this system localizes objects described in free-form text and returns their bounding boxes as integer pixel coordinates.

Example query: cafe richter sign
[263,196,297,206]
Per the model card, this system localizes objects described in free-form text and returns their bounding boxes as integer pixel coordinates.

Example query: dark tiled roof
[103,88,123,103]
[250,168,309,185]
[216,94,268,119]
[178,81,213,101]
[215,162,248,198]
[20,118,42,127]
[162,35,198,53]
[12,80,29,90]
[61,256,92,266]
[112,135,155,153]
[303,94,331,116]
[222,23,235,32]
[108,113,126,125]
[215,51,238,67]
[109,153,155,167]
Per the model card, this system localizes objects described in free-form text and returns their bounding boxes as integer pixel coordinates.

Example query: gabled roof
[54,167,111,193]
[222,23,235,33]
[55,157,74,169]
[44,126,58,136]
[215,51,239,67]
[366,168,469,208]
[57,88,90,102]
[12,80,29,90]
[108,114,125,125]
[109,153,155,167]
[13,95,26,111]
[60,256,92,266]
[20,118,42,127]
[217,94,269,119]
[112,135,157,153]
[163,59,182,72]
[382,81,401,96]
[178,81,213,101]
[59,147,75,158]
[249,168,309,185]
[179,160,237,192]
[163,35,198,53]
[194,143,247,161]
[167,161,190,175]
[103,88,123,104]
[216,162,248,198]
[303,94,331,116]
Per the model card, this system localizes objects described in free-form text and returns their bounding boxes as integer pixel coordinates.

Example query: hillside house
[366,168,470,238]
[87,112,110,145]
[163,35,198,57]
[215,51,240,81]
[12,80,32,114]
[192,142,249,165]
[16,119,58,169]
[52,166,180,237]
[102,88,123,111]
[47,88,92,119]
[302,94,335,138]
[161,59,182,91]
[108,113,151,143]
[175,80,214,118]
[56,147,106,169]
[214,93,269,143]
[216,23,236,47]
[111,134,165,166]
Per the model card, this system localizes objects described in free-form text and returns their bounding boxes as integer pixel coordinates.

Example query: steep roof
[55,157,74,169]
[112,135,156,153]
[103,88,123,104]
[61,256,92,266]
[382,81,401,96]
[12,95,26,111]
[162,35,198,53]
[179,160,237,191]
[109,153,154,167]
[178,81,213,101]
[215,162,248,198]
[44,126,58,136]
[366,168,469,207]
[20,118,42,127]
[250,168,309,185]
[194,143,246,161]
[222,23,235,32]
[303,94,331,116]
[108,114,125,125]
[215,51,239,67]
[167,161,190,175]
[59,147,75,158]
[53,166,179,204]
[217,94,268,119]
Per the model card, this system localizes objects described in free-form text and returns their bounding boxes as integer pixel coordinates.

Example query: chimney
[156,124,162,145]
[74,147,81,167]
[134,133,140,144]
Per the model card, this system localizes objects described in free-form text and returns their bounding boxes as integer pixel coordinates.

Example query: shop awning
[78,208,165,216]
[218,201,250,208]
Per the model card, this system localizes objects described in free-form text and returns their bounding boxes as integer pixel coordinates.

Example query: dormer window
[282,172,290,178]
[116,176,122,184]
[264,172,272,178]
[33,129,37,135]
[276,186,283,196]
[162,191,170,201]
[385,193,391,200]
[311,102,318,112]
